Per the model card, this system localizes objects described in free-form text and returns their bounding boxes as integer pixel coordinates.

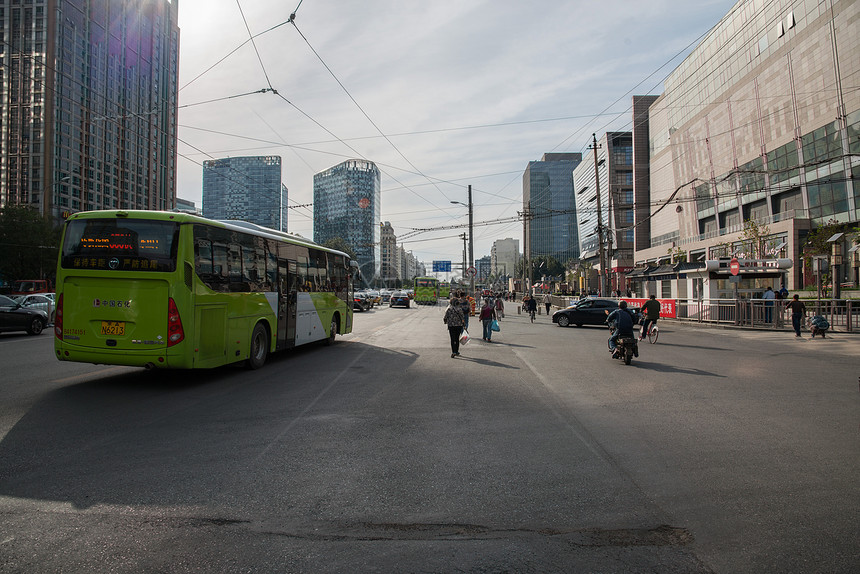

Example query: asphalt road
[0,302,858,573]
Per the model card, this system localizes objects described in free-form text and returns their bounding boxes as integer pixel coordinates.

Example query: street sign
[729,257,740,276]
[432,260,451,273]
[465,266,477,278]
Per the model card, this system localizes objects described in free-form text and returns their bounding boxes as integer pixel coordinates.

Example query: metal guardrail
[545,295,857,333]
[675,298,857,332]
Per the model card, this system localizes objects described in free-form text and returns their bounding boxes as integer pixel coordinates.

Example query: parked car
[389,291,410,308]
[551,298,640,328]
[0,294,49,335]
[10,294,54,324]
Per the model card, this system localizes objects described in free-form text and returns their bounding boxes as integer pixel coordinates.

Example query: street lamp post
[451,184,474,295]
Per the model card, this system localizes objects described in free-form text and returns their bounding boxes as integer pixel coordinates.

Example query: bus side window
[228,244,243,288]
[195,239,213,277]
[296,256,309,291]
[212,244,229,292]
[317,252,329,292]
[266,242,278,292]
[242,246,258,289]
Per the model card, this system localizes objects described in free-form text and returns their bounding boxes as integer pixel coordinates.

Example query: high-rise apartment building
[0,0,179,220]
[637,0,859,295]
[491,238,519,280]
[573,133,634,293]
[522,153,582,273]
[380,221,398,284]
[314,159,381,285]
[476,255,491,282]
[202,156,288,231]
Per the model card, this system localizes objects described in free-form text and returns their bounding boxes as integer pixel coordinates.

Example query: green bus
[413,276,438,305]
[439,281,450,299]
[54,210,355,370]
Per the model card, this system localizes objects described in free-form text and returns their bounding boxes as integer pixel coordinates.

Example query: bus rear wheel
[325,315,339,346]
[247,323,268,369]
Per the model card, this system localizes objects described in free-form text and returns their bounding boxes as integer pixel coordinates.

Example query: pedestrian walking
[443,296,466,358]
[479,299,497,342]
[543,292,552,316]
[494,295,505,320]
[457,291,471,331]
[786,294,806,338]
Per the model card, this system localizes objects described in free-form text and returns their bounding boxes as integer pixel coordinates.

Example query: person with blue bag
[479,298,497,342]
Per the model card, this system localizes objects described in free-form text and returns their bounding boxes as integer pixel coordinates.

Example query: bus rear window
[61,218,180,272]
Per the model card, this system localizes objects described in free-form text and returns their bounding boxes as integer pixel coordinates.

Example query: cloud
[177,0,735,264]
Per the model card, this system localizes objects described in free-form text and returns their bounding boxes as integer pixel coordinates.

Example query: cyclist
[640,294,660,341]
[524,294,538,322]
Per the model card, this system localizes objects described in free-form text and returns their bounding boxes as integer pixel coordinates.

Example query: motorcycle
[610,335,638,365]
[606,316,639,365]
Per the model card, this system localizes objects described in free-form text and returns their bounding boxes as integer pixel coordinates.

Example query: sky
[176,0,738,273]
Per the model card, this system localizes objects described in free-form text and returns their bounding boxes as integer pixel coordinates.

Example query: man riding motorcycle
[605,300,635,357]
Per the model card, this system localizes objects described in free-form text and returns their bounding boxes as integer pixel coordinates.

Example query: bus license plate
[101,321,125,336]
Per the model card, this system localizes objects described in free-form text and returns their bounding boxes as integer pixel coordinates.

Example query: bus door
[277,259,298,350]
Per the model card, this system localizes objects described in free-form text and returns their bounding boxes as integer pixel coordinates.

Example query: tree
[0,205,60,284]
[738,219,771,258]
[321,237,356,260]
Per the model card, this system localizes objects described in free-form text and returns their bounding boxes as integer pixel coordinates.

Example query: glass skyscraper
[523,153,582,267]
[0,0,179,220]
[202,156,288,231]
[313,160,381,285]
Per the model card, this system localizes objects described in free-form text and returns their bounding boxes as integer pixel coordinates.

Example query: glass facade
[0,0,179,220]
[202,156,288,231]
[523,153,582,266]
[313,160,381,285]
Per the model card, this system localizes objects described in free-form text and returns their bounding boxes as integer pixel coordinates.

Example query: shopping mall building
[630,0,858,300]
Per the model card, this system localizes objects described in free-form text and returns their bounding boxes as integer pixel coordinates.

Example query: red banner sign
[621,298,677,318]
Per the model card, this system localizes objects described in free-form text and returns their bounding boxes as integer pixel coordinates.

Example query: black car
[0,294,49,335]
[389,291,410,308]
[352,293,371,312]
[552,298,640,328]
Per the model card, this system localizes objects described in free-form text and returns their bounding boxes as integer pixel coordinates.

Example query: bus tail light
[55,293,63,340]
[167,297,185,347]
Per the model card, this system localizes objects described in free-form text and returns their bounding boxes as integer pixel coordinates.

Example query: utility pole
[520,201,531,295]
[468,184,474,297]
[460,232,467,287]
[592,133,606,297]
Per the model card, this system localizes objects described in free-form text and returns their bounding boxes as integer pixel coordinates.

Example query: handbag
[459,329,470,345]
[490,319,500,332]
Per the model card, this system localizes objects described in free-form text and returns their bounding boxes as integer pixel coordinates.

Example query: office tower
[522,153,583,269]
[0,0,179,220]
[202,156,288,231]
[314,159,381,285]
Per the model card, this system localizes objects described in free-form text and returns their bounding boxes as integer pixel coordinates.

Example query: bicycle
[640,321,659,344]
[529,309,536,323]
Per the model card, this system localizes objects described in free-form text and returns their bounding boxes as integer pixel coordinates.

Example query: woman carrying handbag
[443,296,466,358]
[479,299,497,342]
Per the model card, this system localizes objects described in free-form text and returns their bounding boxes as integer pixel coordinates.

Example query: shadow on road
[627,360,726,378]
[0,340,412,510]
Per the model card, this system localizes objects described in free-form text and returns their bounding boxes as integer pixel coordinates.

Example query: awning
[626,266,653,278]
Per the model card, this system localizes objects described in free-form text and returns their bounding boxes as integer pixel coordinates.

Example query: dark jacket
[607,308,634,335]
